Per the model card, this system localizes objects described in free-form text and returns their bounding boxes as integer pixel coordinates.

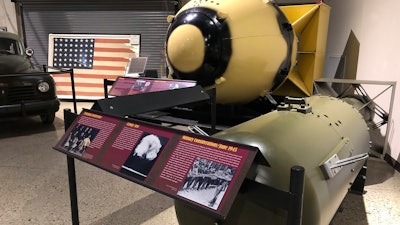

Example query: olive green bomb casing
[175,95,370,225]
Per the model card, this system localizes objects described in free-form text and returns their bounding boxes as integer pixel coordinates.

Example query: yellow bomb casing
[166,0,298,104]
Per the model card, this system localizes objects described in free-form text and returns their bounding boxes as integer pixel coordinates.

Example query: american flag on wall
[48,34,141,99]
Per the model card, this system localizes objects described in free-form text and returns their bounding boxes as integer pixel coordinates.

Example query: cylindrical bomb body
[166,0,297,104]
[175,95,370,225]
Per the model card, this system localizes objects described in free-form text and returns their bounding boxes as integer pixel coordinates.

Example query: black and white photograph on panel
[120,132,169,181]
[62,124,99,156]
[125,57,148,76]
[177,157,236,210]
[131,79,151,93]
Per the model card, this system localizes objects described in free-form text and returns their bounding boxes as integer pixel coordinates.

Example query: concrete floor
[0,101,399,225]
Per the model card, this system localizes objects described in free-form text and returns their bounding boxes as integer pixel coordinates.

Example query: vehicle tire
[40,113,56,124]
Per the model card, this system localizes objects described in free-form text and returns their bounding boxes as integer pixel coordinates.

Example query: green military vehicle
[0,31,59,124]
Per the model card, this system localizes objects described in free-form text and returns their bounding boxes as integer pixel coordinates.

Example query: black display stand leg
[349,161,368,195]
[67,156,79,225]
[64,109,80,225]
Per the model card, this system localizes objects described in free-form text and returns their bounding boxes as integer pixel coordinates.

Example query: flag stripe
[53,72,123,78]
[55,82,102,87]
[57,86,104,92]
[93,60,128,67]
[73,71,125,76]
[93,52,136,58]
[93,65,126,71]
[94,47,134,53]
[57,91,105,97]
[94,56,130,62]
[94,43,134,49]
[54,77,104,84]
[53,71,124,77]
[95,38,131,44]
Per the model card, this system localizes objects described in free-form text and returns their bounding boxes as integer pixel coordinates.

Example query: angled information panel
[108,76,197,96]
[53,109,258,219]
[93,85,210,117]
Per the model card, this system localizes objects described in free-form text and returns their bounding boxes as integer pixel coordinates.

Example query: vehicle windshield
[0,38,23,55]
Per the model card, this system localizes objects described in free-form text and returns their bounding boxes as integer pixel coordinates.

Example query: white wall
[0,0,17,33]
[324,0,400,162]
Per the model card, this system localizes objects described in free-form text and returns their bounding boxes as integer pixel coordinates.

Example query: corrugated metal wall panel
[14,0,177,6]
[21,1,176,77]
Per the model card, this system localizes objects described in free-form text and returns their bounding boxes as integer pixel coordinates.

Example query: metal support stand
[67,156,79,225]
[69,69,77,114]
[103,79,115,99]
[59,78,305,224]
[64,109,79,225]
[44,66,77,113]
[208,87,217,134]
[349,161,368,195]
[314,78,396,159]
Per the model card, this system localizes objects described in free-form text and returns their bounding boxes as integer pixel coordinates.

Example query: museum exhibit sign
[53,109,258,219]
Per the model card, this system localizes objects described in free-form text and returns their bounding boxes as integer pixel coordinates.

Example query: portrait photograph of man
[120,132,169,181]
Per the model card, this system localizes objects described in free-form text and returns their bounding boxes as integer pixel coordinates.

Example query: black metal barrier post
[103,79,115,99]
[349,161,368,195]
[64,109,80,225]
[287,166,305,225]
[44,66,77,113]
[67,157,79,225]
[241,166,305,225]
[45,65,80,224]
[208,87,217,133]
[69,69,78,114]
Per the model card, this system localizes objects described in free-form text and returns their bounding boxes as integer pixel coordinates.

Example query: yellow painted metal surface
[167,0,297,104]
[167,1,331,103]
[274,3,331,97]
[167,24,205,72]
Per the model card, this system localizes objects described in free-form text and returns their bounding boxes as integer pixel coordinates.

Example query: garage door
[15,0,176,78]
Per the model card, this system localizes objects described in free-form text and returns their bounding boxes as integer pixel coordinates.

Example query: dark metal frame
[63,109,79,225]
[102,78,217,133]
[314,78,396,160]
